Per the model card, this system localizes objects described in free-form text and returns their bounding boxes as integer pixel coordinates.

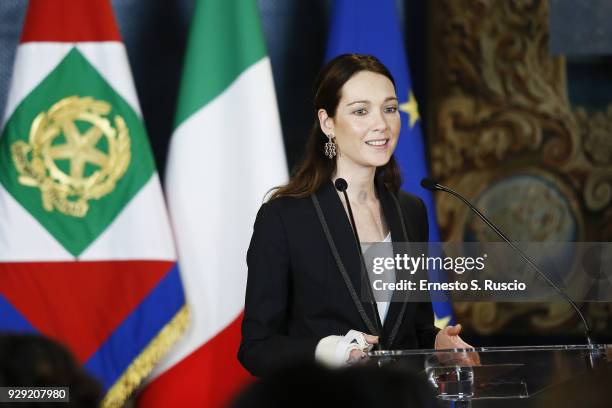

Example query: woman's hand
[434,324,471,350]
[315,331,379,367]
[346,333,378,364]
[434,324,480,365]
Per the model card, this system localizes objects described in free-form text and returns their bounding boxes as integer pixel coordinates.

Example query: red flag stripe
[20,0,121,43]
[0,260,173,362]
[137,313,253,408]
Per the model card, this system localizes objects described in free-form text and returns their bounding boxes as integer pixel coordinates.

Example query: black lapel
[376,180,417,346]
[314,181,381,335]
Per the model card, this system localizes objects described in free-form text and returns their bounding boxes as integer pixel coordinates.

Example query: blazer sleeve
[403,194,440,348]
[238,202,319,377]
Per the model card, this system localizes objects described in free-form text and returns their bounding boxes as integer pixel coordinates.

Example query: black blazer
[238,179,438,377]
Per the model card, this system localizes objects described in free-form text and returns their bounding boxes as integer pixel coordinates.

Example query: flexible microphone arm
[335,178,384,349]
[420,178,594,346]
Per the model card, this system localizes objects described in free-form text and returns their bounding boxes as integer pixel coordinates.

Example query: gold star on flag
[434,314,451,329]
[400,91,420,128]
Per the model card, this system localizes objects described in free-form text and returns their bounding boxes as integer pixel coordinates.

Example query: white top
[361,231,394,324]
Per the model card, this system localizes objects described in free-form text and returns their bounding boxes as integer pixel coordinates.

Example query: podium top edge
[369,344,611,356]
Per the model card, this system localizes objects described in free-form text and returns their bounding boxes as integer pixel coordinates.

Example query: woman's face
[320,70,400,169]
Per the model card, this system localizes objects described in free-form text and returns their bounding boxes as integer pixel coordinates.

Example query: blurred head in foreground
[0,333,102,407]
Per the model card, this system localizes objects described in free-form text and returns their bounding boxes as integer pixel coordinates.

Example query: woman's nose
[371,109,388,132]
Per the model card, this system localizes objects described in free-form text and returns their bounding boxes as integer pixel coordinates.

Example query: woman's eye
[385,106,398,113]
[353,108,367,116]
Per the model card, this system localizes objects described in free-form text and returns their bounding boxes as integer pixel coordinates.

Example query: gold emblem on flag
[11,96,131,217]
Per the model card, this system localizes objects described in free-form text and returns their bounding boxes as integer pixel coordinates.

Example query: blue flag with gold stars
[325,0,455,328]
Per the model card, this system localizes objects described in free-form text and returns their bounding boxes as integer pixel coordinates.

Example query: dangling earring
[324,133,337,159]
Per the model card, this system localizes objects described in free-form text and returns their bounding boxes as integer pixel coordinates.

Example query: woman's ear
[317,109,334,136]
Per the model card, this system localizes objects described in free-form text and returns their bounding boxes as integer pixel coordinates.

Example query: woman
[239,54,470,377]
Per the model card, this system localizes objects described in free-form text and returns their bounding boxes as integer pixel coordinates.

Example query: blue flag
[326,0,455,326]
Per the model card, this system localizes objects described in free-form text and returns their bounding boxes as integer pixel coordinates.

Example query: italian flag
[139,0,288,406]
[0,1,186,407]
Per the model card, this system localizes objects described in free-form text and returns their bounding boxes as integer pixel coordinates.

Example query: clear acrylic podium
[368,344,612,407]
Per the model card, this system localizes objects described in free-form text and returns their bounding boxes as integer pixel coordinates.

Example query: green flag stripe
[173,0,266,127]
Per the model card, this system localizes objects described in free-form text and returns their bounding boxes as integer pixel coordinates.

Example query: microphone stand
[421,178,603,368]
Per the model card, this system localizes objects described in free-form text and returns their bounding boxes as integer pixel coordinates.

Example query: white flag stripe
[153,57,287,375]
[80,173,176,261]
[0,183,72,261]
[1,43,71,128]
[77,42,142,116]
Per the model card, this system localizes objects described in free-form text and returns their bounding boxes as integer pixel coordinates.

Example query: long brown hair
[270,54,402,200]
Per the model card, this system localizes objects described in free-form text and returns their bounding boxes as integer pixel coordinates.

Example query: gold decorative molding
[428,0,612,336]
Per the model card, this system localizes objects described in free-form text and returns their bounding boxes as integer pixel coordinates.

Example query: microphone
[335,178,384,348]
[420,178,438,192]
[421,178,598,352]
[334,178,348,192]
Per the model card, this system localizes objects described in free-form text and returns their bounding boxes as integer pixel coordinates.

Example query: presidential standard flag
[0,1,186,406]
[326,0,455,327]
[139,0,288,406]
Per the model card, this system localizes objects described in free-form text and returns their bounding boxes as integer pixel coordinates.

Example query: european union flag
[326,0,455,327]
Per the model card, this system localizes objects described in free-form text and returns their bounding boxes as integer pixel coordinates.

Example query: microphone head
[420,178,439,191]
[334,178,348,192]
